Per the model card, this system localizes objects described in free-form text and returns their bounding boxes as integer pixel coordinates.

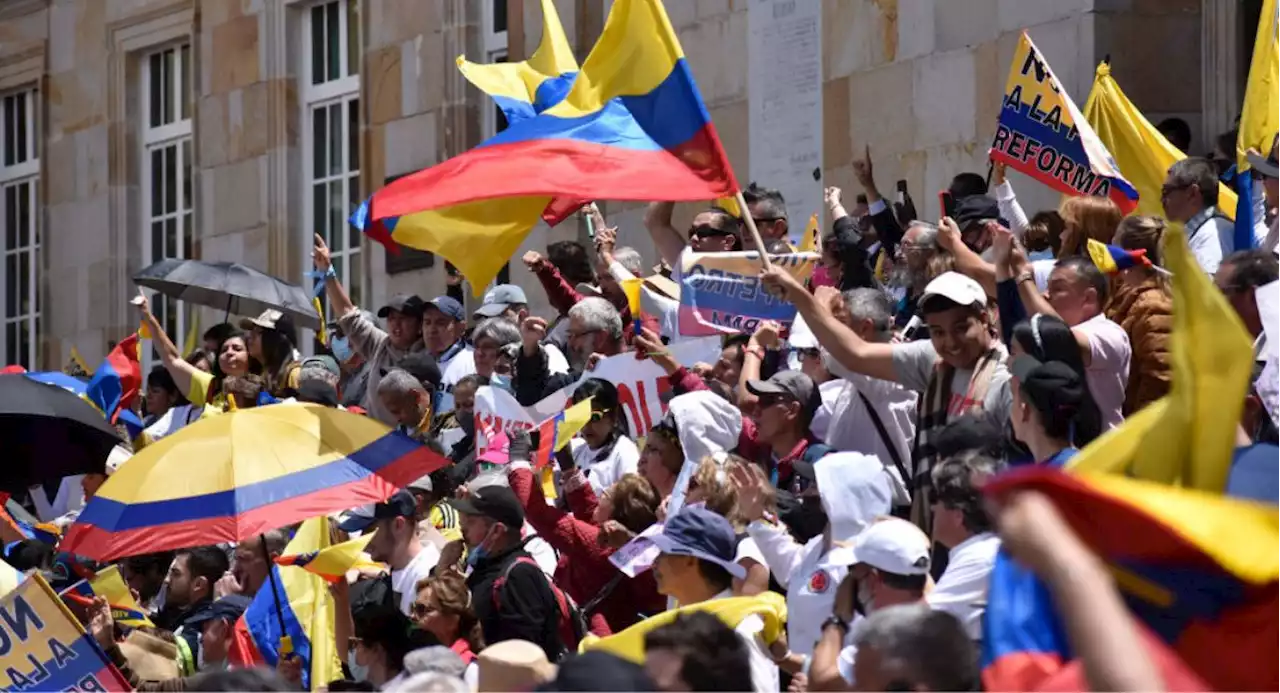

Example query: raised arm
[737,322,780,410]
[313,233,355,317]
[937,217,997,297]
[991,162,1030,236]
[644,202,687,267]
[134,293,199,400]
[760,268,899,383]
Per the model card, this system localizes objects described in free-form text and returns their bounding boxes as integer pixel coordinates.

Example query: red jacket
[507,466,664,634]
[531,262,662,343]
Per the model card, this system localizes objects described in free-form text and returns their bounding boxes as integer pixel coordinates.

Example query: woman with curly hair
[412,571,484,688]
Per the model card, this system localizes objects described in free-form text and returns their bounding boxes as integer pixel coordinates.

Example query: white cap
[920,271,986,310]
[406,474,433,493]
[852,518,931,576]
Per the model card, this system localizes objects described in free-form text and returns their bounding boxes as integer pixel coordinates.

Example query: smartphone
[938,190,956,219]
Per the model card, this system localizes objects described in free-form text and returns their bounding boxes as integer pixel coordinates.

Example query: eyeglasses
[1160,183,1190,198]
[752,216,783,226]
[410,602,436,618]
[757,394,796,408]
[474,342,500,356]
[794,347,821,360]
[567,328,602,340]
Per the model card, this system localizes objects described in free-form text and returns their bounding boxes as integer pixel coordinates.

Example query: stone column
[1201,0,1239,147]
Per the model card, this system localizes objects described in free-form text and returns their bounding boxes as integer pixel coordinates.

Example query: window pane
[29,89,37,160]
[312,107,327,179]
[149,53,162,128]
[328,180,343,250]
[6,254,17,315]
[310,4,325,85]
[151,220,164,262]
[13,92,27,164]
[18,249,29,312]
[492,0,507,33]
[184,212,194,258]
[347,98,359,175]
[166,145,179,214]
[162,49,175,125]
[4,324,14,366]
[4,185,16,250]
[348,174,360,248]
[150,147,163,216]
[326,0,341,82]
[18,319,29,370]
[4,95,15,166]
[180,44,191,121]
[328,102,342,176]
[166,217,177,259]
[313,183,328,245]
[182,139,192,211]
[346,0,360,77]
[16,181,30,248]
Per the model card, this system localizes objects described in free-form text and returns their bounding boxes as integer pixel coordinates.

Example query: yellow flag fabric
[621,277,644,318]
[1239,0,1279,169]
[68,346,91,375]
[90,565,154,628]
[798,213,820,253]
[279,517,344,688]
[312,297,328,346]
[181,313,200,356]
[716,196,743,218]
[1066,225,1254,491]
[455,0,577,110]
[1083,63,1237,220]
[580,592,788,664]
[275,530,378,583]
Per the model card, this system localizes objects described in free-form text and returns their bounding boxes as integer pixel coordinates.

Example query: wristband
[1016,271,1036,285]
[821,614,850,634]
[745,346,766,360]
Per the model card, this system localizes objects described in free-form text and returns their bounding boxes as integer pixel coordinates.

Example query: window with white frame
[1,87,40,370]
[303,0,361,320]
[142,44,195,361]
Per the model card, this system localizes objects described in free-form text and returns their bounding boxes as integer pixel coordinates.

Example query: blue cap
[473,284,528,318]
[186,594,253,626]
[648,506,746,579]
[425,296,465,322]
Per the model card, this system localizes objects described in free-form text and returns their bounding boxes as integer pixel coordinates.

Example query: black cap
[384,351,442,391]
[451,486,525,530]
[953,195,1005,231]
[1247,136,1280,179]
[1012,355,1084,420]
[185,594,252,626]
[377,294,425,319]
[745,370,821,419]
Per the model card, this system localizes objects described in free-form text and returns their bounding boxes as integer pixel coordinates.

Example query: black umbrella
[0,375,122,493]
[134,259,321,330]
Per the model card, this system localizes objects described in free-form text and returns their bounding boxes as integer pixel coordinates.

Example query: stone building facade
[0,0,1261,368]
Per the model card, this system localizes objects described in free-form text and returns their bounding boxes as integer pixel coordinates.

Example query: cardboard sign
[0,574,131,691]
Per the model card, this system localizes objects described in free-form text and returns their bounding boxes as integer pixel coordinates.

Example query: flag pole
[734,190,774,270]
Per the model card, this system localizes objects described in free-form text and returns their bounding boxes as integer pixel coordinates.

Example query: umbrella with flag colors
[59,403,448,561]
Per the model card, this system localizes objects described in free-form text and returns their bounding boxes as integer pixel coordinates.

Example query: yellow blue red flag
[362,0,740,293]
[990,32,1138,213]
[63,565,154,628]
[533,397,594,468]
[245,517,345,689]
[274,530,379,583]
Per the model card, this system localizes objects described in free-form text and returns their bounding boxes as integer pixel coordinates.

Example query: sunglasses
[757,393,796,408]
[411,602,435,618]
[690,224,733,239]
[794,347,821,359]
[589,408,613,423]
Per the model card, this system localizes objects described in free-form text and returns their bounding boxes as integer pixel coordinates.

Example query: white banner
[474,337,722,449]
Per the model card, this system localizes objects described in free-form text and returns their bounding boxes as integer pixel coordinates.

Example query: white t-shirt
[927,532,1001,641]
[711,590,779,693]
[570,436,640,494]
[1074,313,1130,430]
[734,536,769,579]
[544,343,572,375]
[819,359,918,507]
[438,347,477,413]
[391,544,441,617]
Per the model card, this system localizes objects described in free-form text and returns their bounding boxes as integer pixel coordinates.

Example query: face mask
[196,629,228,672]
[490,373,513,393]
[465,545,488,568]
[347,650,369,682]
[329,336,352,363]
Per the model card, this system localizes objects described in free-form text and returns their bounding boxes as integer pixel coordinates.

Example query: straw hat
[118,630,180,681]
[476,639,557,692]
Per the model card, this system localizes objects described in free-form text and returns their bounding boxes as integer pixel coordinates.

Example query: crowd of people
[6,124,1278,692]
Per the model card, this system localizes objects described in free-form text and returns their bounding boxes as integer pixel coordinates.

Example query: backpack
[491,556,587,660]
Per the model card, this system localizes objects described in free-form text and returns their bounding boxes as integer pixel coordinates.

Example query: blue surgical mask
[490,373,513,392]
[329,336,353,363]
[346,650,369,682]
[465,545,488,568]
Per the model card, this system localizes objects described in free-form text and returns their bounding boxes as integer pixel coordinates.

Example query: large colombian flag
[364,0,739,293]
[982,466,1278,691]
[83,332,142,424]
[59,404,447,561]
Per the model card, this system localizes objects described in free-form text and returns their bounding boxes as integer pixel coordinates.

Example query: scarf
[909,348,1002,534]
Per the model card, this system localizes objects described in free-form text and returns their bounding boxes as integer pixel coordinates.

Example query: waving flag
[84,333,142,424]
[1234,0,1278,251]
[1068,225,1253,492]
[364,0,739,293]
[62,565,154,628]
[1083,62,1236,221]
[458,0,577,125]
[1086,238,1151,274]
[245,517,344,690]
[990,32,1138,213]
[982,466,1277,691]
[274,530,379,583]
[533,397,594,468]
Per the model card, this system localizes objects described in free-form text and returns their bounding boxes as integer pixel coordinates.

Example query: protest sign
[678,251,818,336]
[608,523,666,577]
[473,337,722,448]
[989,31,1139,213]
[0,574,130,691]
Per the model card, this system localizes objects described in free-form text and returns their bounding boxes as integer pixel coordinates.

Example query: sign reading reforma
[748,0,823,243]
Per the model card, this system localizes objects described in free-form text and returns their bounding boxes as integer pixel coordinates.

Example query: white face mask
[196,629,227,672]
[347,649,370,682]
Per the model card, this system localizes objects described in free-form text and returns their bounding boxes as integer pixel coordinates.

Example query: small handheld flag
[274,531,379,583]
[798,213,820,253]
[1086,238,1152,273]
[533,398,595,468]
